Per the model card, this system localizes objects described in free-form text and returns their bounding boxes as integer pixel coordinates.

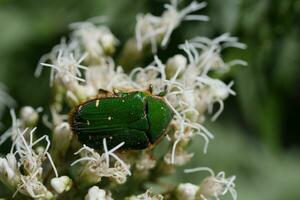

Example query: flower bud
[166,55,186,79]
[51,122,73,161]
[20,106,39,127]
[85,186,113,200]
[195,174,236,200]
[51,176,72,194]
[100,33,117,55]
[176,183,199,200]
[0,153,21,189]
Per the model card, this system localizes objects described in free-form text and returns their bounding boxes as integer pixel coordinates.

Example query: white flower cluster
[0,128,68,199]
[36,29,245,163]
[71,139,131,185]
[136,0,209,52]
[126,34,246,165]
[0,1,244,199]
[70,19,118,62]
[183,167,237,200]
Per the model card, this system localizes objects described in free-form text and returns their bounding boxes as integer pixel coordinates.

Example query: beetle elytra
[70,90,173,150]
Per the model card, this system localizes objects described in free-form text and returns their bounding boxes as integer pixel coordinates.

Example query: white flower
[164,149,194,166]
[12,128,58,178]
[184,167,237,200]
[196,76,236,121]
[13,129,58,198]
[70,20,118,61]
[0,153,21,189]
[19,106,41,127]
[85,186,113,200]
[0,128,58,199]
[179,33,247,75]
[16,173,54,200]
[84,58,133,94]
[43,107,73,160]
[136,0,209,52]
[128,55,215,163]
[35,40,88,87]
[135,152,156,171]
[165,54,187,79]
[176,183,199,200]
[50,176,72,194]
[71,139,131,184]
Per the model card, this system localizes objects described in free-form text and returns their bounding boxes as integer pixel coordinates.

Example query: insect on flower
[69,87,174,150]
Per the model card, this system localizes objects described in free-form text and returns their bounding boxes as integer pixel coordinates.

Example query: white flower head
[180,33,247,75]
[13,132,57,199]
[135,152,156,171]
[136,0,209,53]
[42,107,73,160]
[184,167,237,200]
[71,139,131,184]
[11,128,58,179]
[85,58,133,95]
[0,128,58,199]
[85,186,113,200]
[16,173,54,199]
[35,40,88,87]
[0,153,21,189]
[164,148,194,166]
[70,19,118,61]
[196,77,236,121]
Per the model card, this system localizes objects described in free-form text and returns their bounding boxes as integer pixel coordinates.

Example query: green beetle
[70,89,173,150]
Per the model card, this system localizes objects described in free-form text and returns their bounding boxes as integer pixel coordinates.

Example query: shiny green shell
[70,91,173,149]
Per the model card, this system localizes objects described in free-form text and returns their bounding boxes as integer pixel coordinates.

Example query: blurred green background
[0,0,299,199]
